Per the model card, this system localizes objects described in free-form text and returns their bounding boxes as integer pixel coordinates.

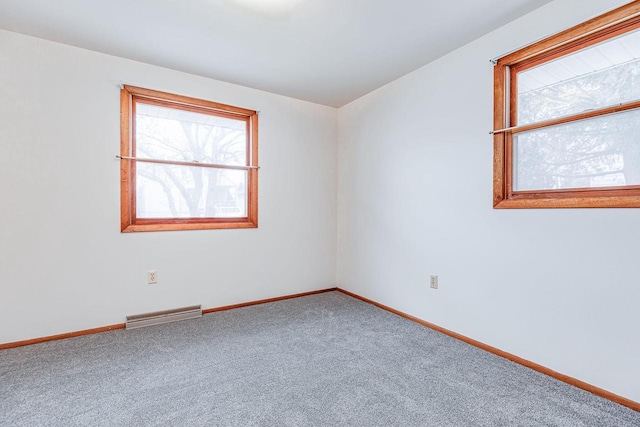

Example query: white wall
[337,0,640,403]
[0,30,337,344]
[2,0,638,405]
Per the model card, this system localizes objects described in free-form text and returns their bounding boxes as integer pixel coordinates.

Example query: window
[120,86,258,232]
[493,1,640,208]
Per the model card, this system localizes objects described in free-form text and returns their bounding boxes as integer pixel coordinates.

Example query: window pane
[513,109,640,191]
[517,28,640,125]
[136,163,247,218]
[135,102,247,166]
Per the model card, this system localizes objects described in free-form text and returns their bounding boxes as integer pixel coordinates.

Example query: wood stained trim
[498,99,640,137]
[336,288,640,413]
[493,0,640,208]
[492,65,507,207]
[497,1,640,66]
[120,89,132,231]
[123,85,256,117]
[120,85,259,232]
[0,289,337,350]
[2,287,636,413]
[201,288,336,314]
[0,324,125,350]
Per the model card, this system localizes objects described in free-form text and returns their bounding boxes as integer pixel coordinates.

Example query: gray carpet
[1,291,638,426]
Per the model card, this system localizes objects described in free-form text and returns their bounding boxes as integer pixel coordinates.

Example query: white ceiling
[0,0,552,107]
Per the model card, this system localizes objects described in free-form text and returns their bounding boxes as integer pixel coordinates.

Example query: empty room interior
[1,0,640,425]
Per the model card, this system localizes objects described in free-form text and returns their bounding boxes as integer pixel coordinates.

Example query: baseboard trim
[0,288,338,351]
[202,288,338,314]
[337,288,640,413]
[5,287,635,412]
[0,324,126,350]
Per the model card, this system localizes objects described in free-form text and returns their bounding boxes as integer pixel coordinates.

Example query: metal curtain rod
[116,155,259,170]
[489,4,640,65]
[490,100,640,135]
[489,125,519,135]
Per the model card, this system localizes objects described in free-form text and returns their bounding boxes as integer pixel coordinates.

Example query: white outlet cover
[147,270,158,284]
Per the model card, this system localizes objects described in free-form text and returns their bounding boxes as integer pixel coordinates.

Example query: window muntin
[121,86,258,231]
[493,2,640,208]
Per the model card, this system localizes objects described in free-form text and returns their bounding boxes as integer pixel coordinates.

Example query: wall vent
[126,305,202,330]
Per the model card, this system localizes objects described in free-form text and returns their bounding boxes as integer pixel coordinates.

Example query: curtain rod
[116,155,259,170]
[489,1,639,65]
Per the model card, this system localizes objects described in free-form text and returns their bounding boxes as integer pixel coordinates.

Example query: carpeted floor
[1,291,639,426]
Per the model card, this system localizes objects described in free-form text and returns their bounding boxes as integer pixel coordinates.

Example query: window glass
[120,85,258,231]
[493,1,640,208]
[513,109,640,191]
[135,102,247,166]
[517,28,640,125]
[136,163,247,218]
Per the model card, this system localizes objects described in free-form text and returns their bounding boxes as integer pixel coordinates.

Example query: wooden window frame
[120,85,259,232]
[493,1,640,209]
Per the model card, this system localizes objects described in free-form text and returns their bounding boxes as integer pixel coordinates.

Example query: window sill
[121,219,258,232]
[493,195,640,209]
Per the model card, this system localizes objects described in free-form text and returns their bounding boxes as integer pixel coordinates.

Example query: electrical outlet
[147,270,158,284]
[430,275,438,289]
